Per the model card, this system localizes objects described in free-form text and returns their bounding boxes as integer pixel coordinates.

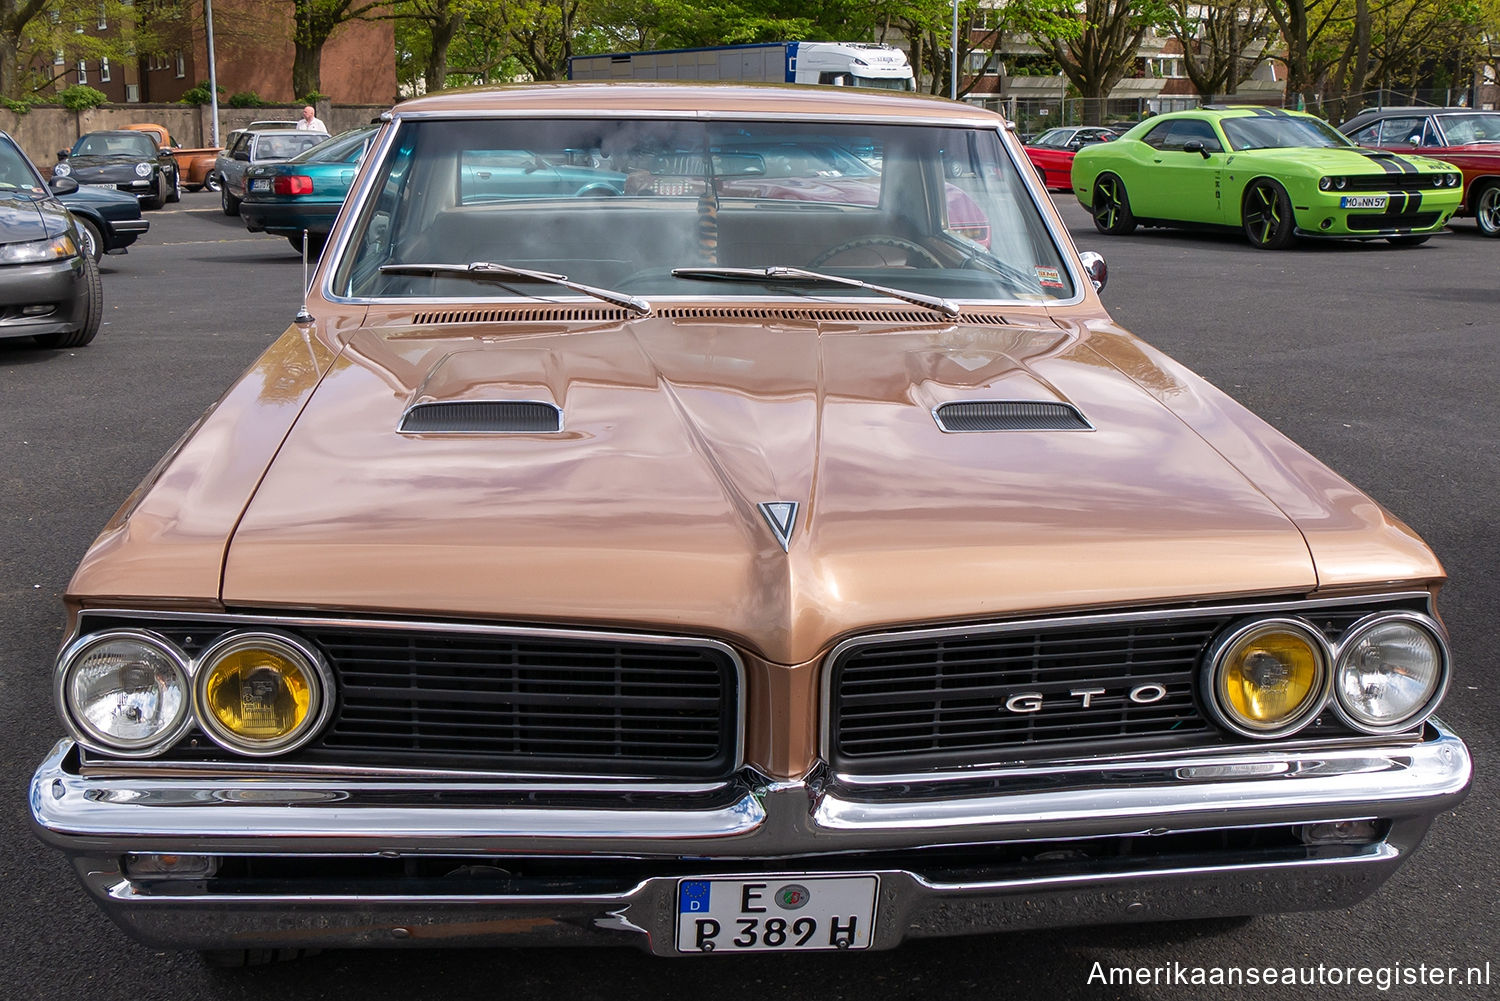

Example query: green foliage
[299,91,329,104]
[227,91,268,108]
[0,93,43,114]
[178,81,227,105]
[58,85,108,111]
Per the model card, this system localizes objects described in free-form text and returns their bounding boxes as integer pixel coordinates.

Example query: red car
[1340,107,1500,237]
[1024,126,1118,190]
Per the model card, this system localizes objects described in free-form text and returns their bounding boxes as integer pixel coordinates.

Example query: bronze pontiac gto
[30,84,1470,964]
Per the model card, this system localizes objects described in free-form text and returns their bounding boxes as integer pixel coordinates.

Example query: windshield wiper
[670,265,960,319]
[380,262,652,316]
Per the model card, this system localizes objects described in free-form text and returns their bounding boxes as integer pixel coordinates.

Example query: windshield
[1220,116,1354,151]
[1439,113,1500,144]
[73,132,157,157]
[257,133,326,160]
[334,117,1075,304]
[0,139,42,193]
[853,76,915,92]
[291,127,377,164]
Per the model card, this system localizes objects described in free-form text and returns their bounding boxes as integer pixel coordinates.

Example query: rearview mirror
[48,175,79,195]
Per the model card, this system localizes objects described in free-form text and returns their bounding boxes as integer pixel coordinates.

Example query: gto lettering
[1000,685,1172,715]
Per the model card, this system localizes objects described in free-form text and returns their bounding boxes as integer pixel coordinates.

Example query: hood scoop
[399,400,563,434]
[934,400,1092,433]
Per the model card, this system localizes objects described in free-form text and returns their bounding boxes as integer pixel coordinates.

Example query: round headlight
[1333,614,1448,732]
[194,632,331,755]
[1335,176,1348,190]
[134,162,153,178]
[54,162,71,177]
[1318,176,1333,191]
[1432,174,1444,188]
[1449,173,1461,187]
[1204,619,1329,738]
[60,630,190,754]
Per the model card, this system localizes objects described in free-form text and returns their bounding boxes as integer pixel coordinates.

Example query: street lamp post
[951,0,959,99]
[204,0,220,146]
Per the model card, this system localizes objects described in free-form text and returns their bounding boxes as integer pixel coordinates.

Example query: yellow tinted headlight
[194,633,330,755]
[1206,620,1329,738]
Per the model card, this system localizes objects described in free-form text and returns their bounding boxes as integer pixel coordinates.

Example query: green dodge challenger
[1072,107,1463,249]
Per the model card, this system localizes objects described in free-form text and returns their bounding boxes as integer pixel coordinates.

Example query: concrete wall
[1,103,389,169]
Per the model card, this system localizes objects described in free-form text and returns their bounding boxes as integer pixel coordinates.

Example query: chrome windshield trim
[73,608,748,774]
[817,590,1437,767]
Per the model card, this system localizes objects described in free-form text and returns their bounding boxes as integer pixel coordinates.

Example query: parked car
[123,123,222,192]
[1073,107,1463,248]
[58,183,150,262]
[1024,126,1117,190]
[1340,107,1500,237]
[0,130,101,348]
[29,84,1470,964]
[53,130,179,209]
[240,126,379,254]
[213,128,328,216]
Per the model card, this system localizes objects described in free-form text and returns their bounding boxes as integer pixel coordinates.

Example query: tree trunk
[0,33,16,99]
[293,43,322,99]
[425,8,464,93]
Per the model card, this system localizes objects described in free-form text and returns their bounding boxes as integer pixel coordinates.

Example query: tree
[293,0,390,98]
[1033,0,1171,123]
[1162,0,1274,100]
[2,0,164,99]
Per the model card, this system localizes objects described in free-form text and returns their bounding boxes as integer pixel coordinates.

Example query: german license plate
[249,178,271,192]
[1340,195,1386,209]
[675,876,878,953]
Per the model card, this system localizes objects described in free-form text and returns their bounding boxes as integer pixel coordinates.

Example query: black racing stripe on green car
[1357,150,1401,174]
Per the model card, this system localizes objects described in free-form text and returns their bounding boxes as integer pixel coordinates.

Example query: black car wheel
[166,169,181,203]
[1242,179,1296,249]
[204,171,222,193]
[141,173,167,211]
[221,182,240,216]
[1473,182,1500,237]
[1091,173,1136,235]
[76,217,104,263]
[33,254,102,349]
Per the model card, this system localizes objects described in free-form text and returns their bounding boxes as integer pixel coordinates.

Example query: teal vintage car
[1072,107,1463,249]
[240,127,377,254]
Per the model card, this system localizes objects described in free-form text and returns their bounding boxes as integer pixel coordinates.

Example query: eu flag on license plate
[679,881,711,913]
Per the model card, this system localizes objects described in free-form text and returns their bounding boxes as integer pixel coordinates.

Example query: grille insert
[400,400,562,434]
[934,401,1091,432]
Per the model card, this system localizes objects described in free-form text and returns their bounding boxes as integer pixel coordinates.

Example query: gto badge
[758,501,799,552]
[1002,684,1168,714]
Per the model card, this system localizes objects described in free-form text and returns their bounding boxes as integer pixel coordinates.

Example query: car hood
[211,314,1378,663]
[0,191,66,242]
[1230,146,1450,173]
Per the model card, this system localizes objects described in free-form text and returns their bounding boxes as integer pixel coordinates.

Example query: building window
[99,6,107,29]
[77,60,87,84]
[100,57,110,82]
[54,50,64,65]
[175,50,185,78]
[126,83,140,102]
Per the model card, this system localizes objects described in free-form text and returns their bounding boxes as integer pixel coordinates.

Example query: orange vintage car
[124,122,222,191]
[31,84,1470,964]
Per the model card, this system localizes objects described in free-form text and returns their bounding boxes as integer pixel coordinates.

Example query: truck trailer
[568,42,915,91]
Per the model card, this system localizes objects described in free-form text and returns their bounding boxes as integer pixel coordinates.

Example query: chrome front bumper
[30,722,1471,954]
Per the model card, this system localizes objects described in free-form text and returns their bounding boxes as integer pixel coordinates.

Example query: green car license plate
[676,876,878,953]
[1340,194,1387,209]
[249,178,271,192]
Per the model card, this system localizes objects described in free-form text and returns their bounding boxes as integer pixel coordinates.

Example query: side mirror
[57,149,70,160]
[48,175,79,195]
[1078,251,1107,293]
[1182,140,1213,159]
[233,150,250,162]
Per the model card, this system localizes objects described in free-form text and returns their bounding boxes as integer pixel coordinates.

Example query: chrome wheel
[1475,184,1500,237]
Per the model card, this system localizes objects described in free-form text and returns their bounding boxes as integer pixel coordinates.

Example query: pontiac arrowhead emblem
[758,502,799,552]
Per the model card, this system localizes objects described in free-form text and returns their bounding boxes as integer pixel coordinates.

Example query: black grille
[120,619,738,780]
[1346,211,1441,232]
[1341,174,1445,192]
[829,604,1397,772]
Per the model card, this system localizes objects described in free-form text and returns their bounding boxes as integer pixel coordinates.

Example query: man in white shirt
[296,106,327,132]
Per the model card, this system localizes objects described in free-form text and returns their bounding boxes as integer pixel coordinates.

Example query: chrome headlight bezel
[192,630,334,756]
[1201,617,1332,739]
[134,162,153,178]
[53,162,71,177]
[1330,611,1449,734]
[57,629,194,757]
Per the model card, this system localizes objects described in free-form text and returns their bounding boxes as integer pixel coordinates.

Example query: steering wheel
[808,235,943,269]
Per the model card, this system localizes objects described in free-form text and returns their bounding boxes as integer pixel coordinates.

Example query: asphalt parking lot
[2,190,1495,1000]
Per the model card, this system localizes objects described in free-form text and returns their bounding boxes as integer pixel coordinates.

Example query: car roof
[393,82,1000,125]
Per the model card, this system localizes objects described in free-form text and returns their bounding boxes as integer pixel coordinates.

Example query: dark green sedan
[240,127,378,255]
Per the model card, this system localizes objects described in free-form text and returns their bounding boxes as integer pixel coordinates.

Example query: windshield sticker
[1035,266,1064,289]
